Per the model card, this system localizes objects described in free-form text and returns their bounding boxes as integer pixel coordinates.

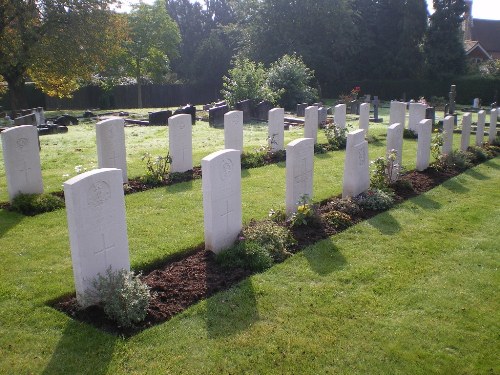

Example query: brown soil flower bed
[52,153,497,337]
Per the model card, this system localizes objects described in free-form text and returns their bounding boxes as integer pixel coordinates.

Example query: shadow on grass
[206,278,259,338]
[464,168,490,180]
[42,320,117,375]
[304,238,346,276]
[0,209,24,237]
[412,194,442,210]
[367,211,402,234]
[442,178,469,194]
[484,158,500,170]
[165,179,193,193]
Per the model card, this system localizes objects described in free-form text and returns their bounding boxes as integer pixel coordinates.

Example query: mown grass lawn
[0,103,497,374]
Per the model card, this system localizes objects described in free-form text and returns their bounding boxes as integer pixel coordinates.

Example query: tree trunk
[136,63,142,109]
[5,73,28,115]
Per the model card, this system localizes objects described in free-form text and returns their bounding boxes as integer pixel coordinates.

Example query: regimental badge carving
[87,181,111,207]
[16,138,29,149]
[220,158,233,181]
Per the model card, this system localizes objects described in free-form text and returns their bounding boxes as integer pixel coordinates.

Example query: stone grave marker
[476,110,486,146]
[202,149,242,253]
[370,96,383,122]
[304,106,319,143]
[386,122,403,180]
[296,103,308,117]
[253,100,273,121]
[235,99,252,123]
[389,101,406,128]
[425,107,436,125]
[1,125,44,201]
[149,110,172,125]
[342,129,369,198]
[173,105,196,125]
[169,114,193,173]
[268,108,285,151]
[473,98,480,109]
[364,94,371,103]
[224,111,243,153]
[408,103,427,133]
[460,113,472,151]
[489,108,498,144]
[416,119,432,171]
[442,116,454,155]
[14,113,37,126]
[64,168,130,307]
[334,104,347,129]
[359,103,370,132]
[349,100,360,115]
[286,138,314,214]
[209,105,229,128]
[96,117,128,183]
[448,84,456,114]
[318,107,328,126]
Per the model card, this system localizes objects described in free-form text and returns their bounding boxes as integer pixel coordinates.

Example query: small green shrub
[370,150,399,189]
[403,128,418,139]
[141,152,172,185]
[327,197,361,217]
[324,123,348,150]
[442,150,473,171]
[10,193,65,215]
[268,207,287,223]
[241,151,266,169]
[322,210,353,230]
[355,189,395,211]
[314,143,328,154]
[467,145,492,162]
[216,241,274,272]
[289,195,319,227]
[243,220,295,262]
[87,267,151,328]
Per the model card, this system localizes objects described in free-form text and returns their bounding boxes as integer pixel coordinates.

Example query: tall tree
[0,0,121,111]
[424,0,466,78]
[125,0,181,108]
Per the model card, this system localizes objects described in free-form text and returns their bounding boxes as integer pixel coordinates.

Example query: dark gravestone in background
[253,101,273,121]
[209,105,229,128]
[149,110,172,125]
[235,100,252,123]
[173,104,196,125]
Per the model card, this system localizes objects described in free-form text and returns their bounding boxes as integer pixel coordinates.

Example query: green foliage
[141,152,172,185]
[87,267,151,328]
[430,130,444,162]
[327,197,361,217]
[322,210,353,230]
[266,54,318,110]
[442,150,473,171]
[242,220,295,262]
[10,193,65,216]
[221,57,280,107]
[355,189,395,211]
[370,150,399,190]
[467,146,492,163]
[240,150,267,170]
[216,240,274,272]
[268,207,287,223]
[403,129,418,139]
[324,123,348,150]
[289,195,319,227]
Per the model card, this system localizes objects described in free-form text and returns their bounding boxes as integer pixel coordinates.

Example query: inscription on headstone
[96,117,128,183]
[268,108,285,151]
[286,138,314,214]
[169,114,193,173]
[342,129,369,198]
[416,119,432,171]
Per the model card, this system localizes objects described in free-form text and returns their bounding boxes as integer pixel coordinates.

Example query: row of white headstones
[1,103,498,305]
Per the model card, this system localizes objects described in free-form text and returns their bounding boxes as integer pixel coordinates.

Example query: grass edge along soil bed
[52,150,499,337]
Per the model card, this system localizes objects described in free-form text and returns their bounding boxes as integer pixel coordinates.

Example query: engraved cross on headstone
[220,200,233,233]
[17,161,32,184]
[94,220,115,266]
[294,157,309,195]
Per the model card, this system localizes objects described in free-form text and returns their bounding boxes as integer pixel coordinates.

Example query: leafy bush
[322,210,353,230]
[370,150,399,189]
[467,145,492,162]
[289,195,319,227]
[327,197,361,217]
[141,152,172,185]
[324,123,348,150]
[442,150,473,171]
[216,241,274,272]
[355,189,395,211]
[10,193,65,215]
[241,150,267,169]
[242,220,295,262]
[403,128,418,139]
[87,268,151,328]
[266,54,318,110]
[221,57,279,107]
[268,207,287,223]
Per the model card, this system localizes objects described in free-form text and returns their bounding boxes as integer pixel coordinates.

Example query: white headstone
[304,106,319,143]
[389,101,406,128]
[476,110,486,146]
[359,103,370,132]
[286,138,314,214]
[334,104,347,129]
[408,103,427,133]
[489,109,498,144]
[202,149,242,254]
[268,108,285,152]
[416,119,432,171]
[386,123,403,180]
[442,116,454,155]
[318,107,328,126]
[473,98,480,109]
[1,125,44,201]
[64,168,130,307]
[169,114,193,173]
[460,113,472,152]
[224,111,243,153]
[96,117,128,183]
[342,129,369,198]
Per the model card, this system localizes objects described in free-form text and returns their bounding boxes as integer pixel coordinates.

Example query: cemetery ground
[0,104,499,373]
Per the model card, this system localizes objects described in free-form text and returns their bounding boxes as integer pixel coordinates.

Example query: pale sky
[116,0,500,20]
